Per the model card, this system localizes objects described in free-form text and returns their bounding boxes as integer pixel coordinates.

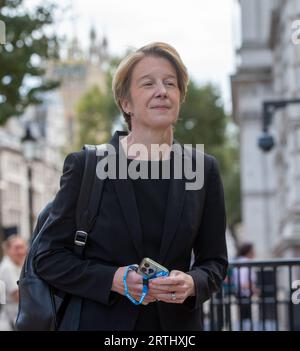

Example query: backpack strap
[73,144,107,258]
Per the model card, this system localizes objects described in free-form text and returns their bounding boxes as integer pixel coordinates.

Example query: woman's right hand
[111,266,157,305]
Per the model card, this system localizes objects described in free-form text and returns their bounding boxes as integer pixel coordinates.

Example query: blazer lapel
[159,144,186,264]
[113,178,144,262]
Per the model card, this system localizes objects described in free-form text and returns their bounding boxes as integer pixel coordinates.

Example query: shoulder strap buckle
[74,230,88,247]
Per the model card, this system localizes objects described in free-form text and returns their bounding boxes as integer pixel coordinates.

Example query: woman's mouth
[151,106,170,110]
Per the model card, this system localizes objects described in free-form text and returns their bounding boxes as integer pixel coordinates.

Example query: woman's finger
[154,292,185,303]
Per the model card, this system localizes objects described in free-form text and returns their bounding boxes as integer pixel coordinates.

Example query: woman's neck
[120,127,173,160]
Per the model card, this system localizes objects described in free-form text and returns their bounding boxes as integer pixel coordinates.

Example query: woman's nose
[155,82,167,97]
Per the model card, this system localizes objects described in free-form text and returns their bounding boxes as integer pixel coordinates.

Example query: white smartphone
[137,257,169,278]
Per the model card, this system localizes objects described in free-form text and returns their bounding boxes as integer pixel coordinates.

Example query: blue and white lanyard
[123,264,169,305]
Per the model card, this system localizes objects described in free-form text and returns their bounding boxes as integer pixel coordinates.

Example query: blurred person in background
[233,242,260,330]
[0,235,28,330]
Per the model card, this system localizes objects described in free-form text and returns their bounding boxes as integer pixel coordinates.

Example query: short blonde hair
[112,42,189,130]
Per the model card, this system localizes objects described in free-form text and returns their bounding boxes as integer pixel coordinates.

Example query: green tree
[75,84,119,148]
[222,136,241,248]
[104,55,125,129]
[0,0,59,124]
[175,81,226,160]
[175,80,241,246]
[75,54,122,148]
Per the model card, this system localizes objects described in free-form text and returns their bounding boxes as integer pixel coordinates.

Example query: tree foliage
[0,0,59,124]
[175,80,241,237]
[175,81,226,159]
[75,54,122,148]
[76,85,118,147]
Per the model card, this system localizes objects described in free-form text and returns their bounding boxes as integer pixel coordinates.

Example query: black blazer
[35,131,228,331]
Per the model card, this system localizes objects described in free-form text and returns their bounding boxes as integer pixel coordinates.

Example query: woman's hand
[148,270,195,304]
[111,266,157,305]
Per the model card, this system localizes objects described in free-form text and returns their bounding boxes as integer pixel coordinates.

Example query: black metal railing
[202,258,300,331]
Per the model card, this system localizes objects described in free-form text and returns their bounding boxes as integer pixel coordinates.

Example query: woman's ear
[121,99,131,115]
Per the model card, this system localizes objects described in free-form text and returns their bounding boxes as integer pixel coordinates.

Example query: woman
[35,42,227,331]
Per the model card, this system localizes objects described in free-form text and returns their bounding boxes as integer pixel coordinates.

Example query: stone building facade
[231,0,300,257]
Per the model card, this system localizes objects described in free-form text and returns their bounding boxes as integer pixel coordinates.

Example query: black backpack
[15,144,107,331]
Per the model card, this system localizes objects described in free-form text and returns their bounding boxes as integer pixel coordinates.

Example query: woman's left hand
[148,270,195,304]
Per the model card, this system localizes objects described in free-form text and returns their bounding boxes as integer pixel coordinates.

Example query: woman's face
[122,56,181,130]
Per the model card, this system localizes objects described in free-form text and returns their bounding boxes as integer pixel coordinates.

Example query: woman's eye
[166,82,175,86]
[144,82,153,86]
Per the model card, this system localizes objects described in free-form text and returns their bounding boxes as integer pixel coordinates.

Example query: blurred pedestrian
[233,242,259,330]
[0,235,27,330]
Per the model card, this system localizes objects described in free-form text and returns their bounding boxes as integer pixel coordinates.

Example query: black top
[128,159,170,330]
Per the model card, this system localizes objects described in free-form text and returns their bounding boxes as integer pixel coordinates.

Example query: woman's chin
[147,117,176,129]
